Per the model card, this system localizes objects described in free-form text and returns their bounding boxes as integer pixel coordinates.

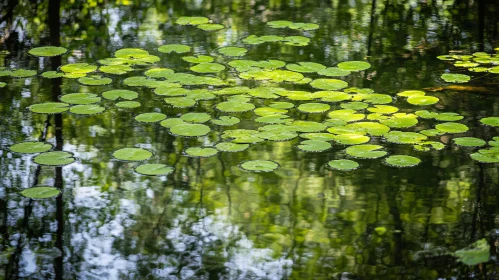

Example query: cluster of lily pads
[438,47,499,83]
[3,16,499,198]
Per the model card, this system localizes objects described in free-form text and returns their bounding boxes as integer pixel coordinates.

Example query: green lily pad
[170,123,211,137]
[297,140,332,152]
[286,62,326,73]
[480,117,499,127]
[211,116,240,126]
[135,113,166,123]
[102,89,138,100]
[190,63,225,73]
[60,93,101,105]
[11,69,37,78]
[163,97,196,108]
[435,122,469,133]
[9,142,52,154]
[21,187,60,199]
[158,44,191,54]
[318,67,351,77]
[61,63,97,74]
[182,55,214,63]
[180,112,211,123]
[176,16,210,25]
[407,95,439,106]
[384,131,427,144]
[327,159,359,171]
[78,75,112,86]
[239,160,279,172]
[346,144,387,159]
[441,73,471,83]
[298,103,331,113]
[113,148,152,161]
[29,102,69,114]
[215,142,249,152]
[310,79,349,90]
[29,46,67,57]
[216,101,255,113]
[337,61,371,71]
[135,164,174,176]
[33,151,75,166]
[116,101,141,108]
[185,147,218,157]
[333,134,370,145]
[383,155,421,167]
[197,23,225,31]
[454,239,490,266]
[216,46,248,57]
[70,105,106,115]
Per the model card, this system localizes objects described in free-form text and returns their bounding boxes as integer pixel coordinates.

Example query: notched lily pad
[239,160,280,172]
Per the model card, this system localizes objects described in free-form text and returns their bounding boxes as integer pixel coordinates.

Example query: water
[1,0,499,279]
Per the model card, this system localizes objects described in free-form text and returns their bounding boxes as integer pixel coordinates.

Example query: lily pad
[239,160,279,172]
[480,117,499,127]
[113,148,152,161]
[435,122,469,133]
[170,123,211,137]
[346,144,387,159]
[9,142,52,154]
[28,46,67,57]
[21,187,60,199]
[29,102,69,114]
[384,155,421,167]
[327,159,359,171]
[441,73,471,83]
[135,164,174,176]
[135,113,166,123]
[453,137,486,147]
[185,147,218,157]
[102,89,138,100]
[33,151,75,166]
[215,142,249,152]
[297,140,332,152]
[60,93,101,105]
[337,61,371,71]
[70,105,106,115]
[158,44,191,54]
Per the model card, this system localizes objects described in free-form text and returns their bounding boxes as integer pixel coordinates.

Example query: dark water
[1,0,499,279]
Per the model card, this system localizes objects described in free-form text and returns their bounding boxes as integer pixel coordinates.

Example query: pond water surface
[1,0,499,279]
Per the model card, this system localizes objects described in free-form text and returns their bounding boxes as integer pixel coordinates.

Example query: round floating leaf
[310,79,349,90]
[60,93,101,105]
[197,23,225,31]
[327,159,359,171]
[480,117,499,127]
[297,140,332,152]
[181,112,211,123]
[78,75,112,86]
[170,123,211,137]
[384,131,427,144]
[298,102,331,113]
[215,142,249,152]
[116,101,141,108]
[113,148,152,161]
[384,155,421,167]
[185,147,218,157]
[160,118,186,128]
[318,67,351,77]
[441,73,471,83]
[217,47,248,57]
[144,68,174,78]
[333,134,370,145]
[346,144,387,159]
[135,113,166,123]
[435,122,469,133]
[176,16,210,25]
[190,63,225,73]
[239,160,279,172]
[300,133,336,141]
[34,151,75,166]
[337,61,371,71]
[29,102,69,114]
[453,137,486,147]
[158,44,191,54]
[102,89,138,100]
[29,46,67,57]
[407,95,439,106]
[164,97,196,108]
[61,63,97,74]
[70,105,105,115]
[11,69,37,78]
[216,101,255,113]
[9,142,52,154]
[21,187,60,199]
[211,116,240,126]
[182,55,214,63]
[286,62,326,73]
[397,90,426,97]
[135,164,174,176]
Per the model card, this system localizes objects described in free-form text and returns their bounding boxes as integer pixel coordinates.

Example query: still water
[1,0,499,279]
